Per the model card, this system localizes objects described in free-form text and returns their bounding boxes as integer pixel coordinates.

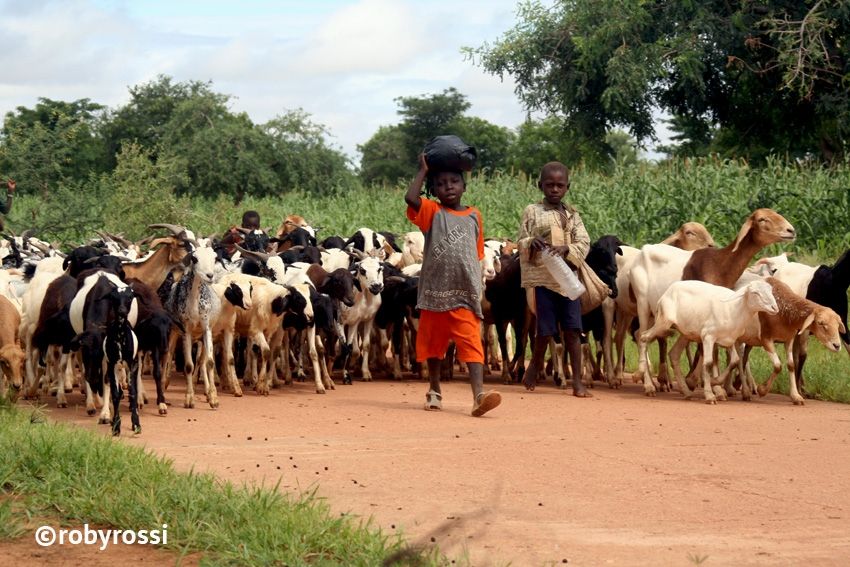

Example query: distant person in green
[0,179,15,231]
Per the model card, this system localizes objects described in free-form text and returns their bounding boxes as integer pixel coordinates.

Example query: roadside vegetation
[0,398,440,565]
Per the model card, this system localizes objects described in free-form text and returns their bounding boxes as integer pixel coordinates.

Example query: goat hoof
[57,402,67,409]
[184,398,195,409]
[756,386,769,397]
[233,390,243,398]
[793,399,805,406]
[316,388,326,394]
[342,376,352,385]
[644,390,656,398]
[87,408,97,416]
[158,404,168,416]
[133,425,142,435]
[209,400,219,409]
[98,416,110,425]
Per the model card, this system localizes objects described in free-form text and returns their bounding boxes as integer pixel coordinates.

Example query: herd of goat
[0,208,848,435]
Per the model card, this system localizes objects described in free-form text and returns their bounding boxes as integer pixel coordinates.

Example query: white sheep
[638,279,778,404]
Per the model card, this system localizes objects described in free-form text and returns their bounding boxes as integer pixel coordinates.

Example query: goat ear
[839,320,847,334]
[616,246,623,256]
[271,295,289,316]
[352,278,362,291]
[731,216,755,253]
[799,311,816,335]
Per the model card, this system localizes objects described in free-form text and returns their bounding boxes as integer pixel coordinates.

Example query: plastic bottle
[540,248,586,300]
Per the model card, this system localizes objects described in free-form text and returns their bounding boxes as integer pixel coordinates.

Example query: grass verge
[0,399,440,566]
[614,337,850,402]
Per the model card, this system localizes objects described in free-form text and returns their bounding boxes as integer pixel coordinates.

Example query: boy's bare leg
[522,336,549,391]
[469,361,501,416]
[427,358,441,395]
[565,329,591,397]
[469,362,484,400]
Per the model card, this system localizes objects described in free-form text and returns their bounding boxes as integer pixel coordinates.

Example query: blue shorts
[535,286,582,336]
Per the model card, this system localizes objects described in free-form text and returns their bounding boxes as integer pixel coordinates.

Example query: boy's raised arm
[405,154,429,211]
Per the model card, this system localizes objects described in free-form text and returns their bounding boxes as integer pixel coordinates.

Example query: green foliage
[605,130,639,167]
[453,116,515,174]
[8,158,850,265]
[100,75,226,166]
[467,0,850,164]
[0,98,109,196]
[505,117,580,176]
[357,125,410,186]
[100,143,192,241]
[262,109,357,195]
[360,88,516,183]
[396,87,471,162]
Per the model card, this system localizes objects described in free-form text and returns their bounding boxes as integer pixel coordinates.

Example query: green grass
[0,401,441,566]
[612,336,850,402]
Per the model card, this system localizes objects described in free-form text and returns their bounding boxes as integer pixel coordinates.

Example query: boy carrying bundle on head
[404,153,501,417]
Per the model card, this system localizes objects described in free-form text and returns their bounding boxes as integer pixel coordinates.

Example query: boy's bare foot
[521,365,537,391]
[472,390,501,417]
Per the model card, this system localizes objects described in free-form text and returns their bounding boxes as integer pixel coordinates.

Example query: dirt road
[36,374,850,566]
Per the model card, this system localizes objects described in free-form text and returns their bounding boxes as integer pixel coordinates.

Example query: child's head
[426,169,466,208]
[537,161,570,205]
[241,210,261,230]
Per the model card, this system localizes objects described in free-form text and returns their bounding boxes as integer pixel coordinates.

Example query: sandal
[424,390,442,411]
[471,390,502,417]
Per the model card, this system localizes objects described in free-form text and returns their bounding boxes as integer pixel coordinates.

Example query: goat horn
[20,228,36,240]
[29,241,51,254]
[148,236,176,249]
[234,244,271,262]
[107,231,134,248]
[148,223,188,236]
[235,227,252,235]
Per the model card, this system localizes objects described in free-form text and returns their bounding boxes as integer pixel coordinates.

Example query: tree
[359,88,514,183]
[505,117,581,176]
[453,116,515,174]
[262,109,356,195]
[101,143,190,240]
[357,125,409,185]
[467,0,850,164]
[605,130,640,167]
[395,87,471,163]
[101,75,227,166]
[0,98,108,195]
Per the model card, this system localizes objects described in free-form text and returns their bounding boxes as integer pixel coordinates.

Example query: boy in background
[518,162,591,397]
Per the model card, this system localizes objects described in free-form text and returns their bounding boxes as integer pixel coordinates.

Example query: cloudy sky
[0,0,541,164]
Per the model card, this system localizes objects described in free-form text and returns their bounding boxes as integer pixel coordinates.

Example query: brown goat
[682,209,795,286]
[123,236,190,291]
[660,221,715,251]
[0,295,25,395]
[731,277,845,405]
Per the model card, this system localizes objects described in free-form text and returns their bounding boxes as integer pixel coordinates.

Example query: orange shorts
[416,308,484,363]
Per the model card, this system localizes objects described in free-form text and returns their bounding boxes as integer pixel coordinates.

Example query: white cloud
[293,0,425,75]
[0,0,527,163]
